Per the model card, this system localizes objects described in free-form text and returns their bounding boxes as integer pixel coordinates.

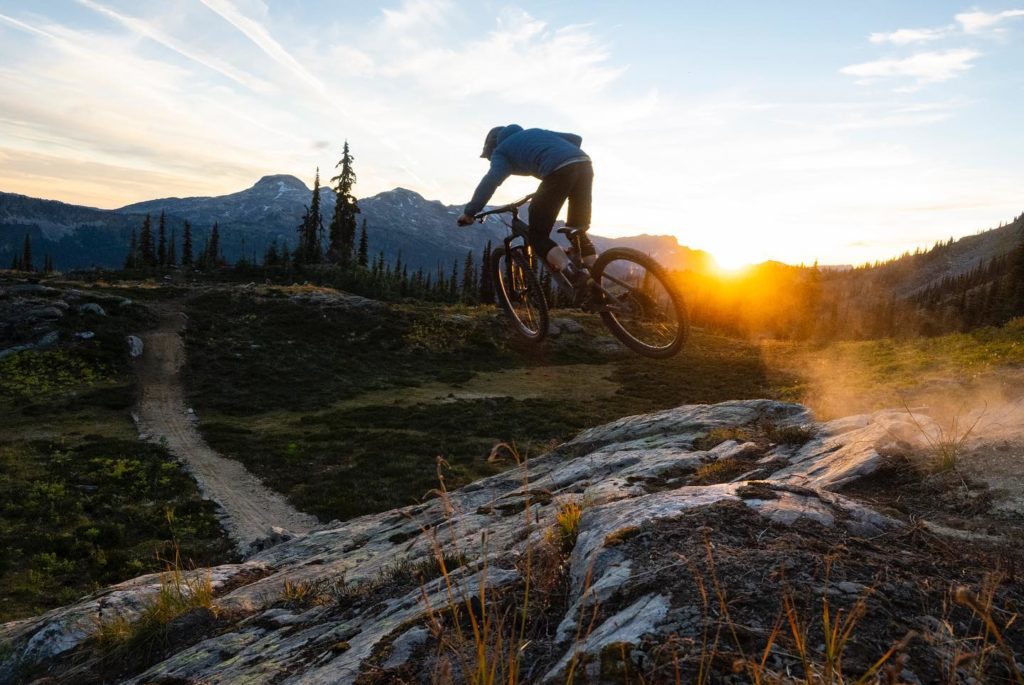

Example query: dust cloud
[760,340,1024,446]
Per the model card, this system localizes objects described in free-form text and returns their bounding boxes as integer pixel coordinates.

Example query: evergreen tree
[449,260,458,301]
[139,215,156,267]
[21,233,33,272]
[182,221,194,266]
[206,222,221,268]
[168,228,177,266]
[357,219,369,267]
[125,229,138,270]
[264,239,281,267]
[307,168,324,263]
[462,250,477,302]
[479,241,494,304]
[328,141,360,264]
[295,208,310,266]
[1011,228,1024,317]
[157,212,167,267]
[10,254,19,271]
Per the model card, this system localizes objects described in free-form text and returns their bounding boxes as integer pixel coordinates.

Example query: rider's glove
[457,214,475,226]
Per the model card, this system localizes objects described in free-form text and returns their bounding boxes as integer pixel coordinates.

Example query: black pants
[529,161,596,259]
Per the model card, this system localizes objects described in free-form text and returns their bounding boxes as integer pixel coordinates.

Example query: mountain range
[1,175,1019,291]
[0,175,707,273]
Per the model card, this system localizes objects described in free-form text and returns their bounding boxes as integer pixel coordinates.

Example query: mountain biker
[457,124,597,279]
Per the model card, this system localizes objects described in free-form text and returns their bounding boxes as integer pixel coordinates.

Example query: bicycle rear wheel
[591,247,688,358]
[491,246,549,342]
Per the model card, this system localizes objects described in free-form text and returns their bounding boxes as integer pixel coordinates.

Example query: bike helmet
[480,126,504,159]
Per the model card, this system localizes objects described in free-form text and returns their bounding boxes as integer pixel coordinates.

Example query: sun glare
[710,251,755,273]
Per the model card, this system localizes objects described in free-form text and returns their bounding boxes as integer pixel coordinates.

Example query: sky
[1,1,1022,267]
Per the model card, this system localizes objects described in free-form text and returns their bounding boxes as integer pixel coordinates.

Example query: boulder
[35,331,59,349]
[126,335,144,358]
[8,284,56,295]
[248,526,297,554]
[551,317,584,335]
[78,302,107,316]
[26,306,64,321]
[0,344,31,360]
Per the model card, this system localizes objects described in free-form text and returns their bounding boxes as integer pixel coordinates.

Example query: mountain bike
[474,194,688,358]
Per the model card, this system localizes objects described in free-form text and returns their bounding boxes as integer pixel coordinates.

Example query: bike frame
[475,194,588,296]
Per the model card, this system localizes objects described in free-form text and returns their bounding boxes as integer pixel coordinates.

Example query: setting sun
[711,252,755,273]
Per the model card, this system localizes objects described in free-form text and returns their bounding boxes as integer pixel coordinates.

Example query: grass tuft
[550,500,583,553]
[691,458,753,485]
[93,540,215,661]
[901,401,983,473]
[694,426,754,451]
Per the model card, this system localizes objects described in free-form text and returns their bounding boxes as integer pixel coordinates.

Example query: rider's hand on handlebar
[457,213,475,227]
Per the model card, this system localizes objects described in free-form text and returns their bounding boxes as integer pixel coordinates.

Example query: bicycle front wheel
[591,247,688,358]
[491,246,549,342]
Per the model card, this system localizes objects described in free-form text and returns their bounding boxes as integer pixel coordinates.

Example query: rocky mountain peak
[250,174,311,194]
[366,187,427,204]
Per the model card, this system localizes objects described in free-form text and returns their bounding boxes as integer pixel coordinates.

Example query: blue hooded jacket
[463,124,590,217]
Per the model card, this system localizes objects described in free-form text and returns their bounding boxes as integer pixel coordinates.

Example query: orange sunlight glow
[709,250,757,273]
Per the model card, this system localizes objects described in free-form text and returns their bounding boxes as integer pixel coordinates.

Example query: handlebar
[473,193,535,220]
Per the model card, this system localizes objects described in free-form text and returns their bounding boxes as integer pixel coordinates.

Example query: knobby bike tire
[591,247,689,358]
[490,246,550,342]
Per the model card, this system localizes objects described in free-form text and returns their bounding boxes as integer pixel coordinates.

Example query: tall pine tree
[125,229,138,269]
[264,239,281,267]
[307,169,324,263]
[328,141,359,264]
[462,250,477,303]
[21,234,33,272]
[1011,226,1024,317]
[182,221,194,266]
[168,228,177,266]
[139,215,156,267]
[157,212,167,267]
[206,222,221,268]
[357,219,369,267]
[295,208,310,266]
[479,241,494,304]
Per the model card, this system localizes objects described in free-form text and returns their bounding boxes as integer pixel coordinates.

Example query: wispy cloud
[841,49,980,86]
[868,27,950,45]
[381,0,453,33]
[197,0,326,94]
[372,7,625,109]
[854,7,1024,90]
[955,8,1024,33]
[864,7,1024,47]
[74,0,273,93]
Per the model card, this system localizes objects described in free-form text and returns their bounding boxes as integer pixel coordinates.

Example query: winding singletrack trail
[136,309,318,552]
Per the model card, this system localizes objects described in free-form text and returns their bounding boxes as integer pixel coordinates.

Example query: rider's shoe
[570,270,600,308]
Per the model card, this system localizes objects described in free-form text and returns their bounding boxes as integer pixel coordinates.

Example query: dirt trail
[136,309,318,552]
